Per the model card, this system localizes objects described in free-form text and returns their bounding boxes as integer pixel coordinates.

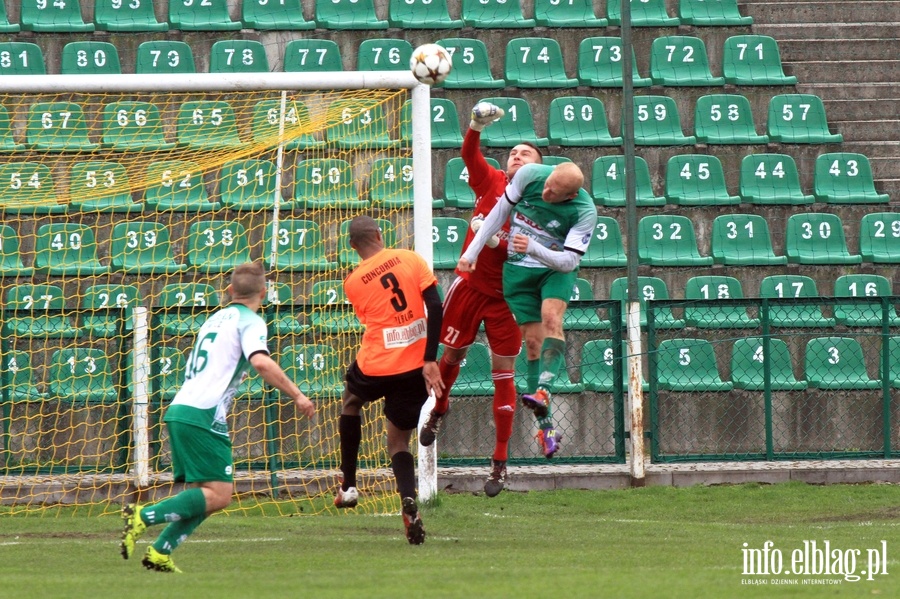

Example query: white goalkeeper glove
[471,216,500,249]
[469,102,504,132]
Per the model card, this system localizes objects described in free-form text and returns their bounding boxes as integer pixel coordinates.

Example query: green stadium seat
[805,337,880,390]
[357,38,413,71]
[442,156,502,209]
[235,369,267,401]
[886,337,900,389]
[581,216,627,268]
[94,0,168,31]
[565,278,611,331]
[581,340,629,393]
[265,282,309,337]
[143,160,219,212]
[860,212,900,263]
[265,219,336,272]
[638,215,712,266]
[0,2,19,32]
[607,0,679,26]
[515,343,583,393]
[678,0,752,25]
[34,223,107,276]
[723,35,797,86]
[252,99,325,150]
[656,338,732,392]
[279,344,344,399]
[284,39,343,73]
[101,101,175,152]
[218,158,287,211]
[548,97,622,146]
[21,0,93,31]
[0,42,45,75]
[632,95,696,146]
[711,214,787,266]
[369,157,415,209]
[739,153,814,205]
[388,0,462,28]
[436,38,505,89]
[399,98,464,149]
[0,105,20,151]
[433,343,493,395]
[61,41,121,75]
[474,97,548,148]
[665,154,740,206]
[241,0,315,30]
[0,162,65,214]
[833,274,900,327]
[759,275,835,328]
[48,348,118,404]
[650,36,724,86]
[154,283,218,337]
[209,40,269,73]
[177,100,243,149]
[294,159,367,210]
[135,40,195,74]
[80,284,140,337]
[109,221,187,275]
[431,217,467,270]
[609,276,685,329]
[785,213,861,265]
[185,221,252,274]
[0,224,33,276]
[731,338,806,392]
[577,37,651,88]
[504,37,578,88]
[590,155,665,207]
[146,346,187,402]
[316,0,388,29]
[462,0,535,27]
[767,94,843,144]
[694,94,768,145]
[168,0,241,30]
[684,275,759,329]
[338,218,395,268]
[4,284,80,338]
[535,0,606,27]
[307,279,363,334]
[813,152,889,204]
[325,99,399,150]
[68,161,139,213]
[541,155,572,166]
[2,350,45,402]
[27,102,98,152]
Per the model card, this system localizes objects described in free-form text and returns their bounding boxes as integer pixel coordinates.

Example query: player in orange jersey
[419,102,542,497]
[334,215,444,545]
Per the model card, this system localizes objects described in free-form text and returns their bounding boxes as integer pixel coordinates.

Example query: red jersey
[456,129,510,300]
[344,248,437,377]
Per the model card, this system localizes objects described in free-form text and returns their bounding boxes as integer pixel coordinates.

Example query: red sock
[435,354,460,414]
[491,370,516,462]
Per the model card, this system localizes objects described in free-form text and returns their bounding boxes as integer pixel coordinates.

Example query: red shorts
[441,276,521,357]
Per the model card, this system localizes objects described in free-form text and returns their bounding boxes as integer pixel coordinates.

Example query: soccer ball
[410,43,453,86]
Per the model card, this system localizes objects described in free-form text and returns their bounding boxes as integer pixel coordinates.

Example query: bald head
[348,215,383,256]
[542,162,584,203]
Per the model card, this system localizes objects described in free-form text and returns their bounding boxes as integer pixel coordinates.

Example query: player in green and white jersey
[119,262,315,573]
[459,162,597,458]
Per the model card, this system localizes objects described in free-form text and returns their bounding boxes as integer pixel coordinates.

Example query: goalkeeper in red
[458,161,596,459]
[419,102,542,497]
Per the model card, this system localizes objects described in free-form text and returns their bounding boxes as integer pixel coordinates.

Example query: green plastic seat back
[48,348,117,404]
[143,160,211,210]
[785,213,861,265]
[805,337,879,390]
[442,156,501,209]
[535,0,606,26]
[684,275,758,329]
[279,344,344,399]
[548,96,621,146]
[431,217,468,270]
[739,153,812,205]
[462,0,534,27]
[473,96,548,148]
[94,0,168,31]
[767,94,842,143]
[61,41,121,75]
[0,162,60,211]
[759,275,833,328]
[665,154,739,205]
[27,101,97,151]
[81,284,140,335]
[400,98,463,149]
[294,158,363,209]
[369,157,413,209]
[185,221,251,273]
[168,0,241,30]
[149,346,187,401]
[251,98,322,149]
[0,42,45,75]
[448,342,494,395]
[357,38,413,71]
[110,221,184,273]
[435,38,505,89]
[650,35,724,86]
[388,0,462,28]
[136,40,195,74]
[325,99,396,148]
[813,152,888,204]
[177,100,242,148]
[679,0,752,25]
[723,35,796,85]
[590,155,663,207]
[834,274,900,326]
[68,160,136,212]
[338,218,395,267]
[283,39,343,72]
[0,224,29,273]
[0,1,18,32]
[34,223,106,275]
[504,37,577,88]
[154,283,219,336]
[209,39,269,73]
[316,0,388,29]
[5,283,77,337]
[581,339,625,392]
[3,350,44,401]
[731,338,805,391]
[266,218,334,272]
[241,0,314,30]
[694,93,767,144]
[101,101,172,151]
[577,37,649,87]
[656,338,732,392]
[21,0,93,32]
[609,276,683,329]
[219,158,279,210]
[710,214,786,266]
[564,278,609,331]
[607,0,678,26]
[307,280,361,334]
[637,214,712,266]
[580,215,626,268]
[860,212,900,263]
[632,95,695,146]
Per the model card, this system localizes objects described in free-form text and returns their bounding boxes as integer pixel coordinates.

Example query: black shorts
[344,361,428,431]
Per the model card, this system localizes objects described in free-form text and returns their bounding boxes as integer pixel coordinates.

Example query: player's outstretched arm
[250,353,315,419]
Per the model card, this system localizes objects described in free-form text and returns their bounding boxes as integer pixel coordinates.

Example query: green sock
[538,337,566,392]
[527,358,540,393]
[538,415,554,429]
[152,513,207,555]
[141,487,207,526]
